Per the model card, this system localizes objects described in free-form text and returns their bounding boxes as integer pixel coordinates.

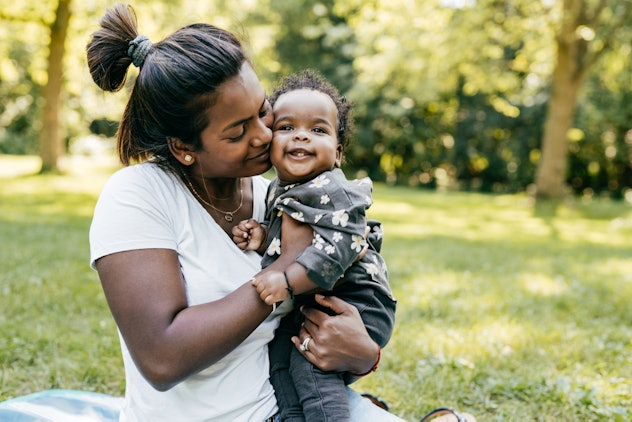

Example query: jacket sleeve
[273,171,373,290]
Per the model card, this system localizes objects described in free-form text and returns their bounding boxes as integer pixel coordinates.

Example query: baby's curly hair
[269,69,353,150]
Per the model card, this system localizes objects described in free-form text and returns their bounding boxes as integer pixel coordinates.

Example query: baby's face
[270,89,342,185]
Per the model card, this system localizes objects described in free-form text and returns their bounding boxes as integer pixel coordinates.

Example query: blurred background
[1,0,631,202]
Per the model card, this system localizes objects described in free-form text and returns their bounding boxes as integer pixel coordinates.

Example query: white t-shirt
[89,162,278,421]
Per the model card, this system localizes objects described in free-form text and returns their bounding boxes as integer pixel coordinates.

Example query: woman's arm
[95,214,311,392]
[95,249,273,391]
[96,212,375,391]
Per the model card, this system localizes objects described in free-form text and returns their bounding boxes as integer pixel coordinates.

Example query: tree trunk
[533,0,630,200]
[534,43,581,199]
[39,0,71,174]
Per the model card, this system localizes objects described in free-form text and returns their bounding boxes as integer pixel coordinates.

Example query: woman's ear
[168,137,195,166]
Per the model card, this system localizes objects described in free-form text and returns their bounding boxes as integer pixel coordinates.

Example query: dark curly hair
[268,69,353,151]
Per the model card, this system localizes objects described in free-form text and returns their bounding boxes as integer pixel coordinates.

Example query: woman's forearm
[151,212,315,389]
[97,249,272,391]
[149,282,272,390]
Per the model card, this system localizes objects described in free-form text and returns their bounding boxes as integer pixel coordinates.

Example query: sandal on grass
[420,407,468,422]
[360,393,390,411]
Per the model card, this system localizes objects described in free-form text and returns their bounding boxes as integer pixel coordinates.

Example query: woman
[86,4,400,421]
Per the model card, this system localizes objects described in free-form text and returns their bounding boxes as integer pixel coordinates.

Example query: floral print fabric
[261,168,390,296]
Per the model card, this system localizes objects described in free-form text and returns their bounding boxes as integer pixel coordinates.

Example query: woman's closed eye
[259,102,271,119]
[229,128,246,142]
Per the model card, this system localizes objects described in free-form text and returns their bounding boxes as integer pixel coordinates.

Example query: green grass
[1,155,631,421]
[0,155,123,398]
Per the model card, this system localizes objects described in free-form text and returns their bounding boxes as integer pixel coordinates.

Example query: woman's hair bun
[86,3,143,92]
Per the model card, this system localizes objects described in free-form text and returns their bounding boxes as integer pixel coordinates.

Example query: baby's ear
[335,144,343,168]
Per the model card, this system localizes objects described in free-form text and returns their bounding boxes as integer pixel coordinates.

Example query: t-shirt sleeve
[89,166,177,269]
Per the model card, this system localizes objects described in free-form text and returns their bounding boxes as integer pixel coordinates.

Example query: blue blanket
[0,390,122,421]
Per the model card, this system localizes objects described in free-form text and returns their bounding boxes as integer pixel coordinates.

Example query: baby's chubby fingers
[252,281,269,299]
[240,218,257,230]
[232,219,253,236]
[231,232,248,248]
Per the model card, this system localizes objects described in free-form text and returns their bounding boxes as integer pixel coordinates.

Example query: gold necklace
[181,171,243,222]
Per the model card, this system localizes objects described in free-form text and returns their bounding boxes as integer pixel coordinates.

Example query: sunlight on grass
[550,219,632,245]
[370,201,417,216]
[520,273,569,297]
[0,155,41,177]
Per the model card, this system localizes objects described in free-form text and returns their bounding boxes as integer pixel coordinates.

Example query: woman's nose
[251,117,273,146]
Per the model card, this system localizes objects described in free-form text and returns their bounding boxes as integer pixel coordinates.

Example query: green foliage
[1,156,631,420]
[1,0,631,196]
[266,0,356,93]
[572,45,632,200]
[0,18,46,155]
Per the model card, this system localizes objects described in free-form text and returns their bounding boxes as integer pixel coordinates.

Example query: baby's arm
[251,271,288,305]
[231,218,268,254]
[252,263,323,305]
[252,214,322,304]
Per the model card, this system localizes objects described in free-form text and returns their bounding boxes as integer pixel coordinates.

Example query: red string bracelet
[349,346,381,377]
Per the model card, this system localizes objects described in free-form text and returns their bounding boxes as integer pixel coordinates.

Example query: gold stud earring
[184,154,193,163]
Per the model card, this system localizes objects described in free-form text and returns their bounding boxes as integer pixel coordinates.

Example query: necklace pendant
[224,213,234,222]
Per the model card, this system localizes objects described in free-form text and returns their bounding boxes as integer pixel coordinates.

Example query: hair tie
[128,34,152,67]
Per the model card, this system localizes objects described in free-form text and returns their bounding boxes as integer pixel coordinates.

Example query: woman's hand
[291,294,380,374]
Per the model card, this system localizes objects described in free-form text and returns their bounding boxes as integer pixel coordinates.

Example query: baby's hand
[251,271,290,305]
[232,218,266,251]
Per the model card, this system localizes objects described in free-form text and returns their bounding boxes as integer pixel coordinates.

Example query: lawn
[1,155,631,421]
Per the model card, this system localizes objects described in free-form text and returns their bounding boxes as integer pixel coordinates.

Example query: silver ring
[300,337,311,352]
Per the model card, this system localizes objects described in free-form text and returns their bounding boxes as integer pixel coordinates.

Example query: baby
[233,69,396,421]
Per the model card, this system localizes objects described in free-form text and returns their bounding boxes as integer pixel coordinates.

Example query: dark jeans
[269,288,396,422]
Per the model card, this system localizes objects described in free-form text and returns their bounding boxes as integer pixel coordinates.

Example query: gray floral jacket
[261,168,393,299]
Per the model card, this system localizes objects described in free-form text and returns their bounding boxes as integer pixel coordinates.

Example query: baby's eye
[313,127,327,134]
[278,124,294,131]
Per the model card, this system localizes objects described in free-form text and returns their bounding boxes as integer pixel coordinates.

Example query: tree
[573,43,632,199]
[535,0,632,199]
[38,0,71,173]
